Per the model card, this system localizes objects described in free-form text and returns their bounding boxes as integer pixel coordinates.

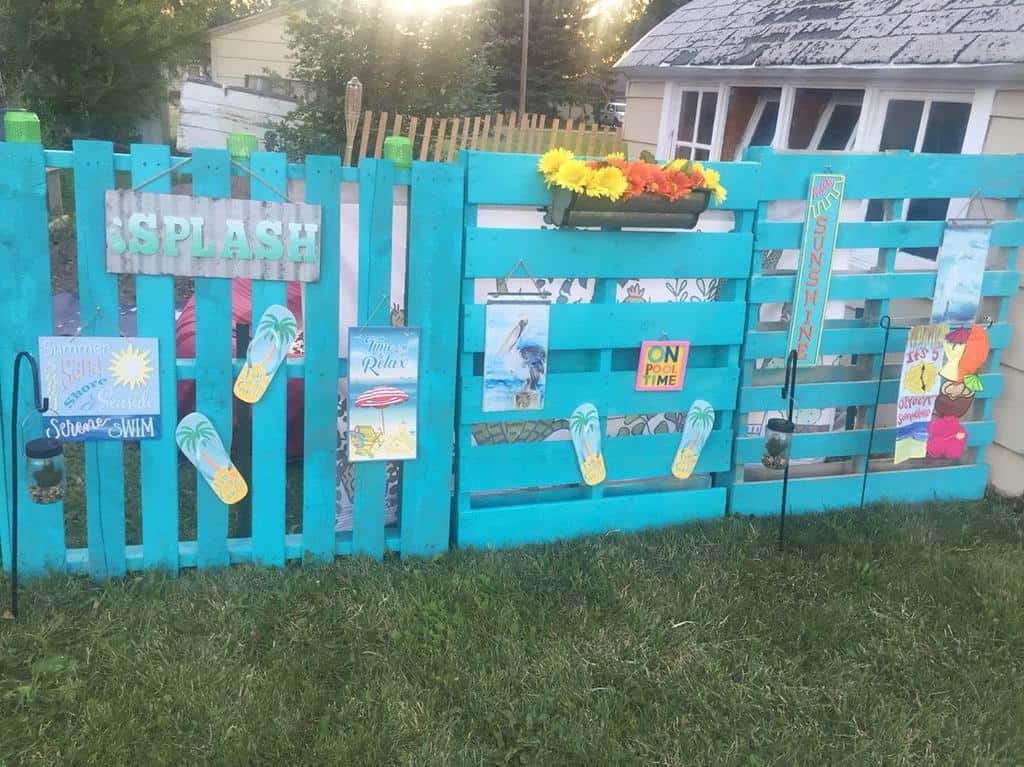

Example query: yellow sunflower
[663,158,688,172]
[537,148,575,185]
[702,167,727,205]
[554,159,592,194]
[585,166,628,201]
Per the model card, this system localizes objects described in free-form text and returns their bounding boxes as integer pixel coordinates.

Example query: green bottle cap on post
[382,136,412,169]
[4,110,42,144]
[226,132,259,161]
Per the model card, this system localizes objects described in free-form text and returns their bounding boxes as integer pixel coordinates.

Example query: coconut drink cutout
[934,380,975,418]
[940,324,990,391]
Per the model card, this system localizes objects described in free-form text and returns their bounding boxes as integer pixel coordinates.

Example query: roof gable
[616,0,1024,69]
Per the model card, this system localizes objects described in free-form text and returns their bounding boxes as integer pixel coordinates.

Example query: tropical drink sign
[105,190,322,283]
[38,336,161,441]
[895,324,948,464]
[348,327,419,462]
[635,340,689,391]
[787,173,845,367]
[482,302,550,412]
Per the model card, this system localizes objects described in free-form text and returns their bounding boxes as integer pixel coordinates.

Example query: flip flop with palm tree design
[569,402,606,486]
[234,304,298,404]
[176,412,248,504]
[672,400,715,480]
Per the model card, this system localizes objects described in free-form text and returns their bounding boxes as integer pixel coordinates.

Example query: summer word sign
[38,336,161,441]
[787,173,845,367]
[105,190,322,282]
[635,340,689,391]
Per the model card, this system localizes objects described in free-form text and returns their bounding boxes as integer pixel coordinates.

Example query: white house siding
[985,90,1024,496]
[209,10,297,88]
[621,80,664,159]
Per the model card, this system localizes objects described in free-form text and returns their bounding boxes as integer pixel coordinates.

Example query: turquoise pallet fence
[453,151,759,549]
[248,151,290,567]
[731,147,1024,516]
[130,143,180,572]
[73,141,126,579]
[0,141,66,577]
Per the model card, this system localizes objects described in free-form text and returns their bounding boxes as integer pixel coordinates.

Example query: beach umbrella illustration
[354,386,409,434]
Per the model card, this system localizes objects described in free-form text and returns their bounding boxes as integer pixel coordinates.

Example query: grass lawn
[2,497,1024,765]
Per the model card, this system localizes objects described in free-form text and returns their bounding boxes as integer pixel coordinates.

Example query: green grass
[3,498,1024,765]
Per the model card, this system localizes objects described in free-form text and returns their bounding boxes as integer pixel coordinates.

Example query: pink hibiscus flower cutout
[927,416,967,459]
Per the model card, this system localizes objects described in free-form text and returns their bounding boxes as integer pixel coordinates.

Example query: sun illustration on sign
[109,344,154,390]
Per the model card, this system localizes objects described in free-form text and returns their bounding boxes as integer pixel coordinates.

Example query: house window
[866,95,972,258]
[722,87,782,160]
[675,90,717,161]
[788,89,863,152]
[244,74,299,100]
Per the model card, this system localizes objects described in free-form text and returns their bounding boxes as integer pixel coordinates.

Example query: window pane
[697,92,717,144]
[675,144,693,160]
[818,103,861,150]
[678,91,698,144]
[749,100,779,148]
[879,100,924,151]
[921,101,970,153]
[693,147,711,161]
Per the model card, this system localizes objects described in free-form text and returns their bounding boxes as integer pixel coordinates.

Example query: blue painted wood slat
[0,142,66,578]
[400,161,465,557]
[301,154,343,562]
[130,144,180,572]
[190,148,233,569]
[72,140,126,579]
[248,152,290,567]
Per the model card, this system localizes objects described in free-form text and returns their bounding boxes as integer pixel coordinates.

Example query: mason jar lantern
[25,436,65,505]
[761,417,795,470]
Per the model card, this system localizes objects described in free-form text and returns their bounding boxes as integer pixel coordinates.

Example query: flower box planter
[543,187,711,229]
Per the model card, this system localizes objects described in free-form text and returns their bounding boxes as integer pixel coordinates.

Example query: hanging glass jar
[761,418,794,470]
[26,437,65,505]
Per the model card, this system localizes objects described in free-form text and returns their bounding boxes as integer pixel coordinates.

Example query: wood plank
[756,219,1024,250]
[374,111,388,159]
[465,228,754,279]
[406,116,418,146]
[419,117,433,161]
[463,301,746,352]
[72,140,126,579]
[400,162,465,556]
[302,154,343,562]
[393,113,403,136]
[130,144,180,573]
[248,151,289,568]
[586,123,598,157]
[358,110,372,161]
[446,118,461,162]
[750,269,1020,303]
[190,148,233,569]
[470,116,481,150]
[549,117,560,150]
[503,113,517,153]
[353,159,395,559]
[461,368,740,424]
[433,118,447,162]
[731,464,987,516]
[492,114,503,153]
[458,488,726,549]
[0,142,66,578]
[461,430,733,493]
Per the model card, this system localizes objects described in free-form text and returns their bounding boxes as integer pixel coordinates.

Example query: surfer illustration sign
[482,303,550,412]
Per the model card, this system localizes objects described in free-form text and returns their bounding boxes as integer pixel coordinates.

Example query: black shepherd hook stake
[7,351,50,620]
[859,316,897,512]
[778,349,798,550]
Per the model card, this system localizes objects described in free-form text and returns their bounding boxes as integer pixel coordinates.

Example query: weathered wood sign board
[105,189,322,282]
[786,173,845,367]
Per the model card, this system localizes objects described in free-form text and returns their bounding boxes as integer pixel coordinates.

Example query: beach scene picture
[931,224,991,324]
[482,302,550,412]
[347,326,419,462]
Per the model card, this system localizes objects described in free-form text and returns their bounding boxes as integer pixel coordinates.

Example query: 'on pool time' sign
[105,190,322,282]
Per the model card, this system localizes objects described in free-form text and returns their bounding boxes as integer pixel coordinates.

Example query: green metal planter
[543,187,710,229]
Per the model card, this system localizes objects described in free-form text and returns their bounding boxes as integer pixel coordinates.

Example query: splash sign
[105,189,322,282]
[38,336,161,440]
[635,340,689,391]
[787,173,845,367]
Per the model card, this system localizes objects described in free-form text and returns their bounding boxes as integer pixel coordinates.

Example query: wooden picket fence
[353,111,623,163]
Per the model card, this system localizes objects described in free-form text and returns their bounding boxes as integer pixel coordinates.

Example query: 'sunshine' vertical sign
[787,173,845,367]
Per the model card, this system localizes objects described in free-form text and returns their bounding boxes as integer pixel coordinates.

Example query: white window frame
[657,81,728,161]
[675,88,717,160]
[807,92,863,152]
[731,86,792,160]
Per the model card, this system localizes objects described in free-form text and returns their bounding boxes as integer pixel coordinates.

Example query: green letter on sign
[107,216,126,255]
[221,219,252,260]
[287,223,319,262]
[190,217,214,258]
[255,220,283,260]
[128,213,158,255]
[163,216,190,257]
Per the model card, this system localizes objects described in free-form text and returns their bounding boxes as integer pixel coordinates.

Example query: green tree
[0,0,215,147]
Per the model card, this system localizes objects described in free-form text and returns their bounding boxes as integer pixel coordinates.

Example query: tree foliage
[0,0,216,146]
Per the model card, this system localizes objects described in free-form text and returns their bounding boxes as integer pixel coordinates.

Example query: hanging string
[489,258,551,299]
[131,157,192,192]
[950,189,992,222]
[361,293,390,326]
[230,159,292,203]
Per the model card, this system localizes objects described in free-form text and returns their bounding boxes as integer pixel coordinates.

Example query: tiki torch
[345,77,363,167]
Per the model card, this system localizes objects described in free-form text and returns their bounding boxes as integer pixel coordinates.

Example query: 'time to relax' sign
[105,190,322,283]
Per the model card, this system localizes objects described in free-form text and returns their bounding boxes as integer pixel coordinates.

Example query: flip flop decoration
[234,304,298,404]
[672,400,715,479]
[176,412,248,504]
[569,402,606,486]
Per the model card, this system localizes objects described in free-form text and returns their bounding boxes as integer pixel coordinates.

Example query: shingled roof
[615,0,1024,70]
